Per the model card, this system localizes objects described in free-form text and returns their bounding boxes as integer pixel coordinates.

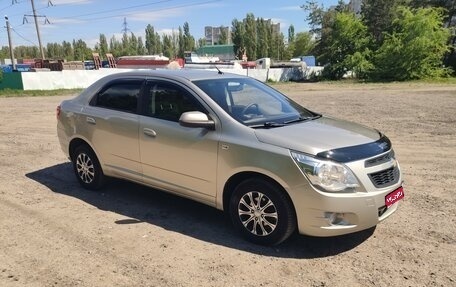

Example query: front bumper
[291,181,403,237]
[290,148,403,237]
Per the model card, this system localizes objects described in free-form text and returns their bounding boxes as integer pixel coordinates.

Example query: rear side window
[94,80,143,113]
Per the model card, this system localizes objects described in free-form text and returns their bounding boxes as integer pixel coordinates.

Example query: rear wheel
[229,178,296,245]
[72,145,105,190]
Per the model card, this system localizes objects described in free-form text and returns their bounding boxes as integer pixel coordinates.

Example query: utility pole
[30,0,45,60]
[5,16,16,71]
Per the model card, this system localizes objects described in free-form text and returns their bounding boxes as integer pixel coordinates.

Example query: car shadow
[26,163,375,259]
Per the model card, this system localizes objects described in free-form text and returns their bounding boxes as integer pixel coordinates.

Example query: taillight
[56,105,61,120]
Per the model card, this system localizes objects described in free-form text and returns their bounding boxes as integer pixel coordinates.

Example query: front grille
[365,150,395,167]
[368,165,400,188]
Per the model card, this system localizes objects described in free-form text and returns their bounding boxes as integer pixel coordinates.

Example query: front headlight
[290,151,360,193]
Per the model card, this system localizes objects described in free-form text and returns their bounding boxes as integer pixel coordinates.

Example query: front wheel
[229,178,296,245]
[72,145,105,190]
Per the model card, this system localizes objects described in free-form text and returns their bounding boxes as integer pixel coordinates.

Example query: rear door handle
[143,128,157,138]
[86,117,96,125]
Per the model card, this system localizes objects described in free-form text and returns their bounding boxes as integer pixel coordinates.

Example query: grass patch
[0,89,82,98]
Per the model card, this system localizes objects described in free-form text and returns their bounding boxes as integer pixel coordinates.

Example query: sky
[1,0,342,48]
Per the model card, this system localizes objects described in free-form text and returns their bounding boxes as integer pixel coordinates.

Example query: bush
[370,6,452,81]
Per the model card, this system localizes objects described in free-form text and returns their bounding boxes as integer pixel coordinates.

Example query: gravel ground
[0,82,455,287]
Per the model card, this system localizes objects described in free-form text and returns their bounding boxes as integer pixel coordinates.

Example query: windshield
[193,78,318,127]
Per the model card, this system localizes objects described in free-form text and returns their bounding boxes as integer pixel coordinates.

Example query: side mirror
[179,111,215,130]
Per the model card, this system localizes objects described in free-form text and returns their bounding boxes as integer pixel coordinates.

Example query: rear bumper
[57,124,70,159]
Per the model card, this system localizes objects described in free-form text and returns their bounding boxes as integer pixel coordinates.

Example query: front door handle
[86,117,96,125]
[143,128,157,138]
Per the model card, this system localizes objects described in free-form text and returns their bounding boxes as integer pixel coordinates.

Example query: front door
[139,80,220,205]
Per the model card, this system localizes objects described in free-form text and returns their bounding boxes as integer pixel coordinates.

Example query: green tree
[411,0,456,25]
[302,0,347,58]
[292,32,315,57]
[183,22,195,53]
[46,43,64,59]
[301,0,325,37]
[178,26,184,57]
[62,41,73,60]
[99,34,108,57]
[319,11,372,80]
[244,13,257,60]
[129,32,138,55]
[0,47,9,59]
[72,39,92,61]
[276,33,287,60]
[361,0,407,46]
[162,34,174,58]
[121,33,130,56]
[219,26,228,45]
[197,38,206,48]
[372,6,451,80]
[231,19,245,59]
[145,24,157,54]
[256,18,269,58]
[109,36,122,57]
[14,46,39,58]
[288,24,295,43]
[137,37,146,55]
[411,0,456,73]
[269,29,280,60]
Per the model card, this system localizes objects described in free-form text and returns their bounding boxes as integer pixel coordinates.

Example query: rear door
[83,78,144,181]
[138,80,220,205]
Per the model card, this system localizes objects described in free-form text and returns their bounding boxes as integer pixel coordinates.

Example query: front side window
[94,80,142,113]
[145,81,205,122]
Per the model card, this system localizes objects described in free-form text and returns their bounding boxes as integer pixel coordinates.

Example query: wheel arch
[222,171,297,217]
[69,138,96,162]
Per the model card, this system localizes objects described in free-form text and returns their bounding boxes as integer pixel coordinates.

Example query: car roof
[75,69,249,104]
[106,69,246,82]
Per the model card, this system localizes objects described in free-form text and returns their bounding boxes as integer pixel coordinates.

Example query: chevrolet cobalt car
[57,70,403,245]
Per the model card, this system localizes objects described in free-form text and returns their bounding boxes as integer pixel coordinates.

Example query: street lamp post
[5,16,16,71]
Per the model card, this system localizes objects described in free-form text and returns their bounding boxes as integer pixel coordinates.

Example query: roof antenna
[215,65,223,75]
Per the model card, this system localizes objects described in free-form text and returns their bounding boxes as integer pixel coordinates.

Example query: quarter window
[94,81,142,113]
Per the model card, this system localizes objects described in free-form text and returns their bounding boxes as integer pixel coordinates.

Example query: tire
[72,145,105,190]
[229,178,296,245]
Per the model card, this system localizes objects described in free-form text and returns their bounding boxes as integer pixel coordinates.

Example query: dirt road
[0,82,455,287]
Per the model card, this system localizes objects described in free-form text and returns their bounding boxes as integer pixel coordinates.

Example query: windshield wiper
[249,122,286,129]
[284,114,322,125]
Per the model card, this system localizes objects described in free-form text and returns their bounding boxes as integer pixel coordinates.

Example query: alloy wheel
[76,153,95,184]
[237,191,278,236]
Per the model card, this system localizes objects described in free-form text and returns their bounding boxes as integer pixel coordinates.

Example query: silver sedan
[57,70,403,245]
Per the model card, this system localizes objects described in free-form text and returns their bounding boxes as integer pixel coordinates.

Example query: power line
[65,0,222,22]
[0,4,14,13]
[4,0,223,46]
[11,27,37,45]
[57,0,173,20]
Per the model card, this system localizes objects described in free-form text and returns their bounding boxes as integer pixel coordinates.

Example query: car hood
[254,116,381,156]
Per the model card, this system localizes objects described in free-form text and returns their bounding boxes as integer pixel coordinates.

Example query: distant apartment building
[205,26,231,46]
[349,0,362,16]
[265,19,280,35]
[329,0,361,16]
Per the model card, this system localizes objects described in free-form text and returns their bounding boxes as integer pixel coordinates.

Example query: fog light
[325,212,350,226]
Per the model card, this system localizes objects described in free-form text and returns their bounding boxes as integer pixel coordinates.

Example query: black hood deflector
[316,135,391,163]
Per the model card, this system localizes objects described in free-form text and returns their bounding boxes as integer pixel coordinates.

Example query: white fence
[20,67,323,90]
